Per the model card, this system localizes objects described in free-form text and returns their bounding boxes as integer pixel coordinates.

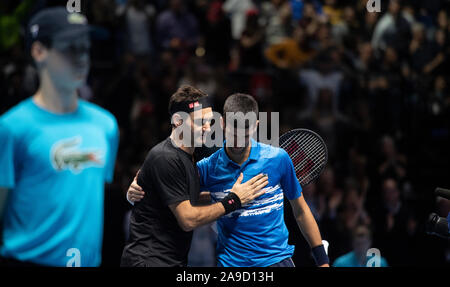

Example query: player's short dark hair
[223,93,259,119]
[168,85,208,114]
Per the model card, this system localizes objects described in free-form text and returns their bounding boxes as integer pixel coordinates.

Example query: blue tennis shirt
[333,251,389,267]
[0,98,119,266]
[197,138,302,267]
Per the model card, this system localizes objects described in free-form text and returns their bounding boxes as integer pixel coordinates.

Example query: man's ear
[31,41,48,65]
[251,120,259,135]
[220,116,224,130]
[172,113,184,127]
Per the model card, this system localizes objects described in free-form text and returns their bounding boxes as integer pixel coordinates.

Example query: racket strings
[282,133,326,167]
[280,131,327,186]
[291,141,325,183]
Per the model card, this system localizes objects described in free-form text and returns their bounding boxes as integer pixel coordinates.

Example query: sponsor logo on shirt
[212,184,284,218]
[51,136,103,173]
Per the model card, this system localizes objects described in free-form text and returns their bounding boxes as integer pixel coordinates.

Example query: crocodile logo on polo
[51,136,103,173]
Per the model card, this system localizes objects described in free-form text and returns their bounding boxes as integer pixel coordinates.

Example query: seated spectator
[264,25,315,69]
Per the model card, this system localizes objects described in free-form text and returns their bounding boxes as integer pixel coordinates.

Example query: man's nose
[203,122,211,132]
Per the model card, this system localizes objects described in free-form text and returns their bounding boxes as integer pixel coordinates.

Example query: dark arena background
[0,0,449,269]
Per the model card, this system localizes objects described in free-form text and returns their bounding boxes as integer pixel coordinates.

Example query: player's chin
[193,137,205,147]
[69,71,88,86]
[229,146,246,154]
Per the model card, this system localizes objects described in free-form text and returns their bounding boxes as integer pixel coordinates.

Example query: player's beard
[227,140,249,155]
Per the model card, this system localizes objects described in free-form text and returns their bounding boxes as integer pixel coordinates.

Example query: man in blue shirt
[0,8,119,267]
[333,225,388,267]
[128,93,329,267]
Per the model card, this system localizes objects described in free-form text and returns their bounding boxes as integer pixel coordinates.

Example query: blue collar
[219,138,260,167]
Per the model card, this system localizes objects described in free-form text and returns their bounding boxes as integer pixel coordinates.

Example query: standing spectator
[238,10,265,69]
[260,0,292,47]
[299,54,343,114]
[223,0,255,40]
[371,0,412,56]
[156,0,199,53]
[333,224,388,267]
[0,8,119,267]
[373,178,412,266]
[116,0,155,58]
[377,135,407,182]
[204,0,232,66]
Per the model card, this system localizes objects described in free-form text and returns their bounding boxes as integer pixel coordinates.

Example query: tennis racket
[279,129,328,186]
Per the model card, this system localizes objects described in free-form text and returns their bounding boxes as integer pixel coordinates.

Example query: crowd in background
[0,0,449,266]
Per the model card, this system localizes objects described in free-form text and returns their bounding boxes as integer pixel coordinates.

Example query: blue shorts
[269,257,295,267]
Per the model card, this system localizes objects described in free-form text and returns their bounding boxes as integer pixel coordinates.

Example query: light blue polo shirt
[0,98,119,266]
[197,138,302,267]
[333,251,389,267]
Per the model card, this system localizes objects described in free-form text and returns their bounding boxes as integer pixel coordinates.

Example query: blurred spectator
[426,75,450,116]
[299,54,343,113]
[371,0,412,56]
[204,0,232,65]
[264,25,315,69]
[238,9,265,69]
[333,224,388,267]
[373,178,414,266]
[360,10,379,42]
[156,0,199,52]
[340,186,371,231]
[116,0,155,58]
[302,182,324,222]
[260,0,292,47]
[316,167,343,221]
[322,0,341,26]
[223,0,255,40]
[331,6,360,46]
[178,58,217,100]
[0,0,33,52]
[290,0,323,22]
[377,135,407,182]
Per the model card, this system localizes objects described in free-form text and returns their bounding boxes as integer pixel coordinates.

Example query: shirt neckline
[29,97,81,118]
[220,138,259,167]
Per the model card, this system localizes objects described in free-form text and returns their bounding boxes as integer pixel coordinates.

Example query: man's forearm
[197,191,212,206]
[171,200,225,232]
[293,204,323,248]
[188,202,225,230]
